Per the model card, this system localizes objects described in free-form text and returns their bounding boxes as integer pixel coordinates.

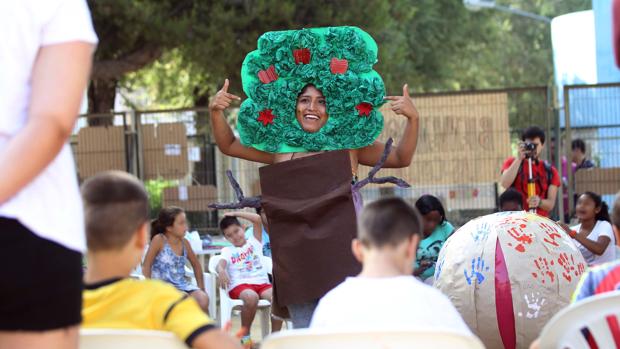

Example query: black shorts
[0,217,83,331]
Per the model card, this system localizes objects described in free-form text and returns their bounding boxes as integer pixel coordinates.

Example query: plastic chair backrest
[80,329,189,349]
[261,328,485,349]
[208,255,223,276]
[261,255,273,274]
[538,292,620,349]
[202,272,217,318]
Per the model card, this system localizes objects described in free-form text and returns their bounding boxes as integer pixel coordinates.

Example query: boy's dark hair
[581,192,611,223]
[358,197,423,248]
[521,126,546,144]
[613,191,620,228]
[571,139,586,153]
[415,195,446,224]
[151,206,184,240]
[220,216,242,232]
[499,188,523,209]
[81,171,149,251]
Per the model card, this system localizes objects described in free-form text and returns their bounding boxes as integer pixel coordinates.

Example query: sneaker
[240,335,252,349]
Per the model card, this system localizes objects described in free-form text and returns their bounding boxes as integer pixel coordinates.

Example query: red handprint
[557,253,576,282]
[539,222,562,248]
[506,226,533,253]
[557,253,586,282]
[577,262,586,275]
[531,257,556,284]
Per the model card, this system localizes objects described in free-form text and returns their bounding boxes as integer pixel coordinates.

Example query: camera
[521,142,537,158]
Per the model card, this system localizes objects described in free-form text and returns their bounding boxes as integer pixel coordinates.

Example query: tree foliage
[90,0,592,112]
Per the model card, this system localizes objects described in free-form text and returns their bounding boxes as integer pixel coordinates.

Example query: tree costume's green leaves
[238,26,386,153]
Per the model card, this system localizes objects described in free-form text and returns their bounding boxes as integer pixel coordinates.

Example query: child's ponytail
[583,191,611,223]
[596,201,611,223]
[150,206,184,240]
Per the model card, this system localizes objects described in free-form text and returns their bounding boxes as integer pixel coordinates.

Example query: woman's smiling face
[296,84,328,133]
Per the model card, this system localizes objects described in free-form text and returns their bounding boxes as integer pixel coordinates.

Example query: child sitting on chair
[310,197,471,335]
[81,171,240,349]
[218,213,275,347]
[142,206,210,314]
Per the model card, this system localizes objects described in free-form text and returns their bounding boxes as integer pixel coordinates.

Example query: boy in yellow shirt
[81,171,240,349]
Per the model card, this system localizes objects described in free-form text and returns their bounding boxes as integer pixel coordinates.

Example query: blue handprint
[435,258,445,279]
[464,256,490,285]
[470,222,491,243]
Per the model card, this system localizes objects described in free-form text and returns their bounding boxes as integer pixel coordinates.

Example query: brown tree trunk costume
[260,150,361,313]
[211,139,408,318]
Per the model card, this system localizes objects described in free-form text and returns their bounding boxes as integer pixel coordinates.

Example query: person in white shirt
[0,1,96,348]
[216,213,274,347]
[558,192,616,266]
[310,197,471,336]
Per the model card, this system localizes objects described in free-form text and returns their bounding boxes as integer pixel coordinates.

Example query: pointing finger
[383,96,401,101]
[224,92,242,101]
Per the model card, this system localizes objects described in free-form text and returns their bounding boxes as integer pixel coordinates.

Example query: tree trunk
[87,78,118,126]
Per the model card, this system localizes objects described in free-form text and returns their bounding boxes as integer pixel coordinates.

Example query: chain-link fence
[70,84,619,234]
[563,83,620,217]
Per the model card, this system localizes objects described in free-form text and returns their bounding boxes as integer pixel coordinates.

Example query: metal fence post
[563,86,574,218]
[551,86,564,222]
[134,110,145,180]
[124,110,139,178]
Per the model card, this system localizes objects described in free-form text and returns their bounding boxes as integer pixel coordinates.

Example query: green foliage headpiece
[238,26,386,153]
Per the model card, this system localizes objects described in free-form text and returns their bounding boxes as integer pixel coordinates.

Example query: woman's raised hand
[209,79,241,112]
[384,84,419,120]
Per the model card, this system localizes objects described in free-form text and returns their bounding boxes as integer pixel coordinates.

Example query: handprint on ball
[464,257,490,285]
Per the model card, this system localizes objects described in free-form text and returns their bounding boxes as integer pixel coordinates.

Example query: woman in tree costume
[209,26,419,328]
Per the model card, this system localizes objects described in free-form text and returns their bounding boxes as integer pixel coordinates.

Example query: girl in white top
[558,192,616,266]
[0,1,97,348]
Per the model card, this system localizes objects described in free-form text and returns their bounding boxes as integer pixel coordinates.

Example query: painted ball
[434,211,586,349]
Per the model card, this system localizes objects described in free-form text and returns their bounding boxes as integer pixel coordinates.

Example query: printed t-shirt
[220,236,269,291]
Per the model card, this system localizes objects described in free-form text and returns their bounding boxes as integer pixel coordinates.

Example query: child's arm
[215,259,231,289]
[209,79,274,164]
[224,211,263,242]
[191,329,242,349]
[183,239,205,290]
[574,234,611,256]
[558,222,612,256]
[142,235,164,278]
[358,84,419,168]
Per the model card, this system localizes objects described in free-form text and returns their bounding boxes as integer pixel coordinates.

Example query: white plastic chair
[183,263,217,319]
[80,328,189,349]
[208,254,272,338]
[538,292,620,349]
[260,328,486,349]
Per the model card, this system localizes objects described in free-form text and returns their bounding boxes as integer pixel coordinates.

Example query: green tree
[87,0,193,124]
[93,0,592,116]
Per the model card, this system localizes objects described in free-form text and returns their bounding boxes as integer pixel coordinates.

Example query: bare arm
[192,329,242,349]
[539,185,558,212]
[358,84,419,168]
[528,185,558,212]
[215,259,230,289]
[576,234,611,256]
[142,235,164,278]
[209,79,274,164]
[500,148,526,190]
[0,42,94,204]
[558,222,612,255]
[184,239,205,290]
[224,211,262,242]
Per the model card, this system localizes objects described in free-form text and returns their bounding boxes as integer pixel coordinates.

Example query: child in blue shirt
[413,195,454,283]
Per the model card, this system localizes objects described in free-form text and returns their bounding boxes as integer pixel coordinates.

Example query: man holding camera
[500,126,561,217]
